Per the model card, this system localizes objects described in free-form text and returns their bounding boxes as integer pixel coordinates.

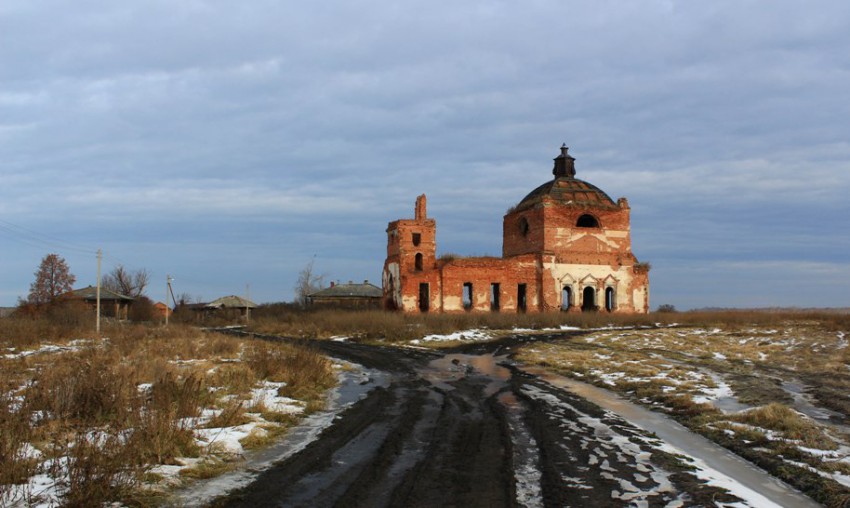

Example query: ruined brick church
[382,146,650,313]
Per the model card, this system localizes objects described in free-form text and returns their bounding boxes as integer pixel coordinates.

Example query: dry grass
[730,403,837,450]
[248,307,662,342]
[0,320,337,505]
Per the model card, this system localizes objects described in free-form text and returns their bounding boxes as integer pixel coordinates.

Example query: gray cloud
[1,0,849,308]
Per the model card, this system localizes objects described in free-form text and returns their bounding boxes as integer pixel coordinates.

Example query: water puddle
[421,353,511,396]
[713,396,751,414]
[782,379,850,432]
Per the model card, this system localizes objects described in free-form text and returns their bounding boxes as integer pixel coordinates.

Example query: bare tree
[102,265,149,298]
[28,253,76,306]
[294,259,325,307]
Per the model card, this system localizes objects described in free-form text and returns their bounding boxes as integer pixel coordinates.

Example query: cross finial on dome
[553,144,576,178]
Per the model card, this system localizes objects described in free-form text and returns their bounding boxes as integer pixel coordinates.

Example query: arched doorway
[582,286,596,312]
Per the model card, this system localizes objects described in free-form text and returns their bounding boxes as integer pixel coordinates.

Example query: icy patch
[195,423,258,456]
[654,443,783,507]
[4,343,78,359]
[250,381,304,414]
[692,378,734,406]
[418,328,493,343]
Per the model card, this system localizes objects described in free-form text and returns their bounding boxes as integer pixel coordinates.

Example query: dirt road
[214,332,818,508]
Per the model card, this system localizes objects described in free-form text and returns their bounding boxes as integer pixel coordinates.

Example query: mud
[210,332,818,507]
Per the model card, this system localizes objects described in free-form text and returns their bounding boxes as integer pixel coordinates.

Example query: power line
[0,219,96,255]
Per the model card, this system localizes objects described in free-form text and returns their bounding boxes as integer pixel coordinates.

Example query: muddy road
[214,333,818,508]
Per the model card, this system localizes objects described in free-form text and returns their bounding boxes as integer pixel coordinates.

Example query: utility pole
[96,249,102,335]
[166,274,172,327]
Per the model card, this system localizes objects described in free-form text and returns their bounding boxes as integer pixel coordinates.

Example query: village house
[308,280,383,310]
[67,286,134,319]
[382,146,650,313]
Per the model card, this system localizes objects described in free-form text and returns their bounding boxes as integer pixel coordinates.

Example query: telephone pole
[165,275,173,327]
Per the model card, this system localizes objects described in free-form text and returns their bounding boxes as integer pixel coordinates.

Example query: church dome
[512,146,618,212]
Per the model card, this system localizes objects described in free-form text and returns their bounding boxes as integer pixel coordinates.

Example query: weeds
[0,320,337,505]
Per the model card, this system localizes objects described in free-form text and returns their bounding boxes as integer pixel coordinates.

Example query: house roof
[67,286,134,301]
[309,282,382,299]
[206,295,258,309]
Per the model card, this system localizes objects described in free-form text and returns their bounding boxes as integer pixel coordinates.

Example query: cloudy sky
[1,1,849,310]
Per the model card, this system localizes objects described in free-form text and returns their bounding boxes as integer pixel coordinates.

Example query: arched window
[518,217,530,237]
[414,253,423,271]
[576,214,599,228]
[561,286,572,311]
[582,286,596,312]
[605,287,615,312]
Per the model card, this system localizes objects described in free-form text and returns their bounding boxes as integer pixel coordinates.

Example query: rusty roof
[67,286,134,301]
[309,282,382,299]
[206,295,258,309]
[514,177,618,212]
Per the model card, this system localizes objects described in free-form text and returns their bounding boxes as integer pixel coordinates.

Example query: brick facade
[382,147,650,313]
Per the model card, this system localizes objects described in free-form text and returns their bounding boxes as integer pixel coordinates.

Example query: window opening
[490,283,500,312]
[386,274,396,310]
[414,253,423,271]
[419,283,429,312]
[576,214,599,228]
[517,284,527,312]
[605,287,615,312]
[518,217,530,237]
[462,282,473,310]
[412,233,421,246]
[582,286,596,312]
[561,286,572,311]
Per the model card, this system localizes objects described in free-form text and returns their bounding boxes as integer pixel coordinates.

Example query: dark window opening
[462,282,473,310]
[385,274,396,310]
[561,286,572,311]
[412,233,421,246]
[414,253,423,271]
[490,283,500,312]
[419,283,429,312]
[517,284,527,312]
[582,286,596,312]
[577,214,599,228]
[518,217,530,237]
[605,287,615,312]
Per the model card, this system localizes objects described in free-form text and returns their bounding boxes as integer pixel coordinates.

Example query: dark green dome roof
[514,177,617,212]
[513,145,617,212]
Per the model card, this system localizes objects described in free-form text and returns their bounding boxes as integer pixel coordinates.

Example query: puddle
[782,380,849,431]
[421,353,511,396]
[713,396,751,414]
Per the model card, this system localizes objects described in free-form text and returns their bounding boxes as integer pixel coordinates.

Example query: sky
[1,1,849,310]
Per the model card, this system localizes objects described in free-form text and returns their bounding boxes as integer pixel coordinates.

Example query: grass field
[3,307,849,506]
[0,321,336,506]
